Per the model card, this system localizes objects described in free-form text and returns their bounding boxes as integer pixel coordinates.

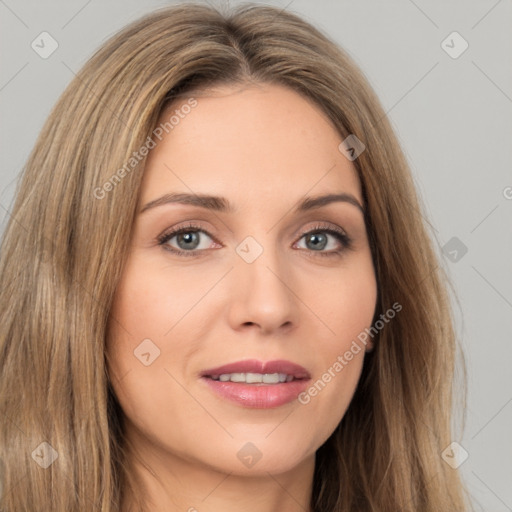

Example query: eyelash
[156,222,353,258]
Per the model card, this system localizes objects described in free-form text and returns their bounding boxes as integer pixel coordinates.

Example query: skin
[106,82,378,512]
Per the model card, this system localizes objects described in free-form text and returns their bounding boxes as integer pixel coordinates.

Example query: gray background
[1,1,511,510]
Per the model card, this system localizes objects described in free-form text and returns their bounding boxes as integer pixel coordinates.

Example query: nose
[226,244,299,336]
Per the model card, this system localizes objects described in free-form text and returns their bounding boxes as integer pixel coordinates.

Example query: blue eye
[157,223,216,257]
[157,222,352,258]
[295,227,352,257]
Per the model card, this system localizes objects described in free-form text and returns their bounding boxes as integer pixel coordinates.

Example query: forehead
[141,83,362,207]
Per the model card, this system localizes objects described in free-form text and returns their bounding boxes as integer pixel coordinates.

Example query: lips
[199,358,312,408]
[200,359,311,380]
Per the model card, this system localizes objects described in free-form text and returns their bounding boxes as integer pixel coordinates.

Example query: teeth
[210,372,295,384]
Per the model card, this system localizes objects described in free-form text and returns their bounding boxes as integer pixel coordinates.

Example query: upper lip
[200,359,311,379]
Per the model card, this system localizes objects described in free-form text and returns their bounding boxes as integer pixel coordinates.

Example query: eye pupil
[306,233,327,250]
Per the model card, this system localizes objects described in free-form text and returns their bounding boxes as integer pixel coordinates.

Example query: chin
[196,438,314,477]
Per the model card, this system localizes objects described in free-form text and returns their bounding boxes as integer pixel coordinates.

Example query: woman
[0,3,472,511]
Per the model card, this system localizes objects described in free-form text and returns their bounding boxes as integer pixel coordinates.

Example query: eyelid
[293,221,348,240]
[293,222,353,256]
[156,222,220,249]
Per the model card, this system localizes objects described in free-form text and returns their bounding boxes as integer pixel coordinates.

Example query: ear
[365,340,374,353]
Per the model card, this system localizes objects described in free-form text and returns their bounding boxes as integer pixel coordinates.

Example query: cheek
[308,251,378,342]
[105,257,212,422]
[108,255,212,346]
[294,255,376,431]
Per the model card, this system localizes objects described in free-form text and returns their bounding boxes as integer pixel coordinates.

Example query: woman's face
[106,83,377,476]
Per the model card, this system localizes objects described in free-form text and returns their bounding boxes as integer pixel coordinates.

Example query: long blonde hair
[0,3,472,511]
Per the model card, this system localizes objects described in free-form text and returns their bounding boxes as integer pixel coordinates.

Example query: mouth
[200,358,310,381]
[205,372,302,384]
[199,359,311,408]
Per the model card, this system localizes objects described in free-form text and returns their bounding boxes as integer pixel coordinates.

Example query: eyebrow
[140,192,364,215]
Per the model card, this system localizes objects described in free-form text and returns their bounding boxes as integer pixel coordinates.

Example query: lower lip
[201,377,310,408]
